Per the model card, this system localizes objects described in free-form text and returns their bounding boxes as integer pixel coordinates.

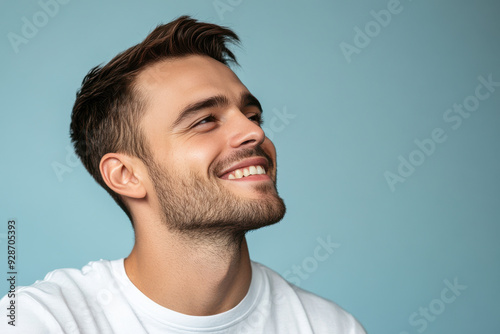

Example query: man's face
[136,55,286,237]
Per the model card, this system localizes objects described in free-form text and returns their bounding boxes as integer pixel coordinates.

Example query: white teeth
[234,169,243,179]
[226,165,266,179]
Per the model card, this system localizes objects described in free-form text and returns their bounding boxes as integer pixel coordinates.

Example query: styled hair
[70,16,240,224]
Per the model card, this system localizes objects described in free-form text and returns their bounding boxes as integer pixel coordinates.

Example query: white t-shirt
[0,259,366,333]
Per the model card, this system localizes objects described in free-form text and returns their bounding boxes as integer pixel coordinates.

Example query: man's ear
[99,153,147,199]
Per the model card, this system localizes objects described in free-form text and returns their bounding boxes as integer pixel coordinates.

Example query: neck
[124,223,252,316]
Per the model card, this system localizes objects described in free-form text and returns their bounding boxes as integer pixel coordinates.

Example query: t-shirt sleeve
[292,286,367,334]
[0,290,65,334]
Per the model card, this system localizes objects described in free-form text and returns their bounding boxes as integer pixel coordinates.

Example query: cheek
[261,137,278,174]
[174,139,221,176]
[262,137,277,165]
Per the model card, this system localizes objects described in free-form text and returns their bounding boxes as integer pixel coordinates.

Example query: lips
[218,156,269,180]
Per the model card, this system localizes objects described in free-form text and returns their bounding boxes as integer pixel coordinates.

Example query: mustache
[213,146,274,176]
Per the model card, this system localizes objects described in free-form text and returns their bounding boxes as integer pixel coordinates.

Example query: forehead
[136,55,246,114]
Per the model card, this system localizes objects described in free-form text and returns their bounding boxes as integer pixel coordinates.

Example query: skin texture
[99,55,286,316]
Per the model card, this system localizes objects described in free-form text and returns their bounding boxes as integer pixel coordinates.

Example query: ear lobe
[100,153,147,199]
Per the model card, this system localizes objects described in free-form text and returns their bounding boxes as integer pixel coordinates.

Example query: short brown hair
[70,16,240,224]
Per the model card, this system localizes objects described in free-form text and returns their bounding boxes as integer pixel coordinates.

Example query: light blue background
[1,0,499,332]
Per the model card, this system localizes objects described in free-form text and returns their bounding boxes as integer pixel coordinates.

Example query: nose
[226,110,266,149]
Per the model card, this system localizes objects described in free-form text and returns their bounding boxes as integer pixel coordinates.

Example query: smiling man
[0,16,365,333]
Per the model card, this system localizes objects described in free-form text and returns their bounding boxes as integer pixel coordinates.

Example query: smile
[227,165,266,179]
[218,156,272,181]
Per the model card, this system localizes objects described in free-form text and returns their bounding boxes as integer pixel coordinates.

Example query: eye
[248,113,263,126]
[193,114,217,127]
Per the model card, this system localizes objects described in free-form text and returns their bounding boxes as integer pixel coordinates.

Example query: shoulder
[252,261,367,333]
[0,259,122,333]
[13,259,118,300]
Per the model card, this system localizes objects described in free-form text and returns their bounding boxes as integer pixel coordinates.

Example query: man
[1,16,366,333]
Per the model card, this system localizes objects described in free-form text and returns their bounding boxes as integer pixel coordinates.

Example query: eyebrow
[171,92,263,129]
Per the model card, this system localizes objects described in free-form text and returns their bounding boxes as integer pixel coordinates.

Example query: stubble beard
[146,149,286,247]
